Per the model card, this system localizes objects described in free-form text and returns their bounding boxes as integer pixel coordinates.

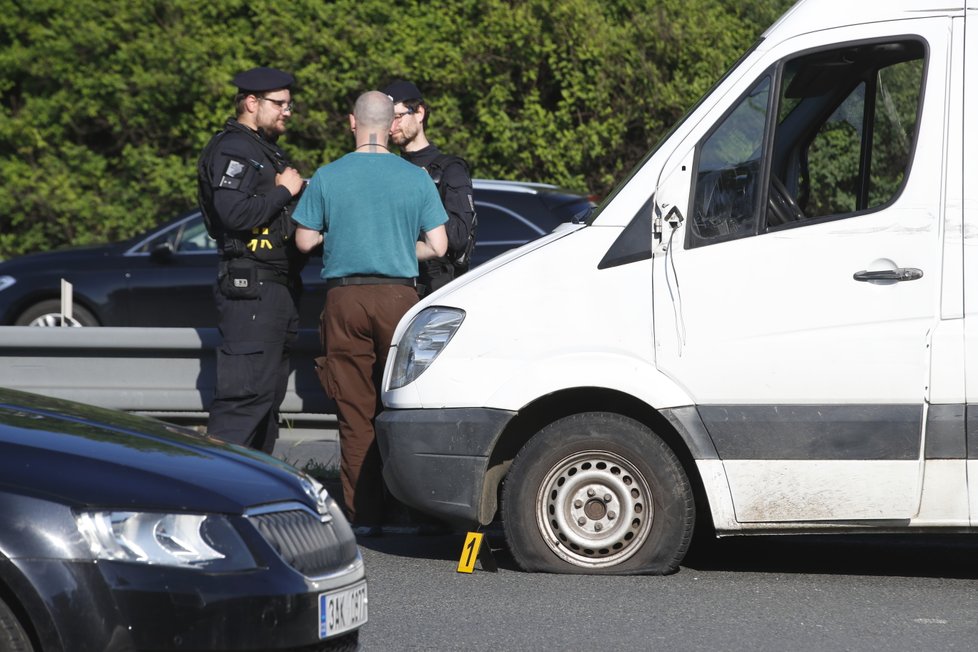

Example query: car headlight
[76,511,257,571]
[389,307,465,390]
[0,275,15,292]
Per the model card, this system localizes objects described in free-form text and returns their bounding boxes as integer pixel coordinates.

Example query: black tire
[0,595,33,652]
[502,412,694,575]
[14,299,98,327]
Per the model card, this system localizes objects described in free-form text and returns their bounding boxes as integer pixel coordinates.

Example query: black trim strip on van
[696,404,922,460]
[925,404,967,459]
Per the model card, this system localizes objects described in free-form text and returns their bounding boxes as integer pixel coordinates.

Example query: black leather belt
[326,275,416,290]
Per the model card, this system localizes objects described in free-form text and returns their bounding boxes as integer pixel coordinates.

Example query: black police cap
[383,80,423,104]
[232,67,295,93]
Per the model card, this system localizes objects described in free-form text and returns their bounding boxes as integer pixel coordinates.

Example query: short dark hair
[234,92,250,116]
[402,98,429,127]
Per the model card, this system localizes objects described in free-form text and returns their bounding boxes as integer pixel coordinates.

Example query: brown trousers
[317,284,418,525]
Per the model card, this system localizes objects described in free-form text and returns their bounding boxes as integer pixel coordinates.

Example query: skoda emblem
[299,477,333,523]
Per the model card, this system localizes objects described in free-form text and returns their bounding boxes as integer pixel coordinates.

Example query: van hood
[422,221,587,304]
[0,388,314,514]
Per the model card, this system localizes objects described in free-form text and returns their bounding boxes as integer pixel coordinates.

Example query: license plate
[319,581,368,639]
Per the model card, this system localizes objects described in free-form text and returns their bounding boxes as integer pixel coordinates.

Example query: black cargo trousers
[207,279,299,454]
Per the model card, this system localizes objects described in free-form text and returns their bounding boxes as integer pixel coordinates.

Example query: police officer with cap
[383,79,476,296]
[197,66,306,453]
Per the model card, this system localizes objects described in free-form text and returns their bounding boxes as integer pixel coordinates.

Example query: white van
[376,0,978,574]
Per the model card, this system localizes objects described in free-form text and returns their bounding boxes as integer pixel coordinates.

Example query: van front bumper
[375,407,516,525]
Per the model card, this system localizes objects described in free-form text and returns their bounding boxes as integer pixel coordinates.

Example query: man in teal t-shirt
[293,90,447,534]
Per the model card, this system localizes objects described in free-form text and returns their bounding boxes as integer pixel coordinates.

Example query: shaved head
[353,91,394,131]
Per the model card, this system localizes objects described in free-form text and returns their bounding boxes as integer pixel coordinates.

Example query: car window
[177,217,217,252]
[129,215,216,255]
[131,223,180,254]
[475,201,548,246]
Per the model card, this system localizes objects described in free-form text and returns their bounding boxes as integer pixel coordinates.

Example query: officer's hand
[277,167,304,197]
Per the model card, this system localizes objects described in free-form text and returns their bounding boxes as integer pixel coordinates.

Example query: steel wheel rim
[535,449,654,568]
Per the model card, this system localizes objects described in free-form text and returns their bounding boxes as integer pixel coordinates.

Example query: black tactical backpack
[427,154,477,268]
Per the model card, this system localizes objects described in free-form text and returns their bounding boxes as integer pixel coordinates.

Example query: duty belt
[325,275,416,290]
[256,268,295,288]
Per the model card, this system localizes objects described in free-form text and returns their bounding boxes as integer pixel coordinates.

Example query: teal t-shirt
[291,152,448,279]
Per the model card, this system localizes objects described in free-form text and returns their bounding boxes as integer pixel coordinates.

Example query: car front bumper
[9,552,365,652]
[375,407,516,525]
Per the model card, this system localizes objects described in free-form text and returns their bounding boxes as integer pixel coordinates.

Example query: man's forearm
[294,225,323,253]
[416,239,439,261]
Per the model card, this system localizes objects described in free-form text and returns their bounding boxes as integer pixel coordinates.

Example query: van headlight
[389,307,465,389]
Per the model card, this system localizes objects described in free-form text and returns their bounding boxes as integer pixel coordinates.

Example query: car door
[124,214,219,327]
[652,19,954,523]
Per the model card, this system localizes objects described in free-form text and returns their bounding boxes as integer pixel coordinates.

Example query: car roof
[473,178,586,197]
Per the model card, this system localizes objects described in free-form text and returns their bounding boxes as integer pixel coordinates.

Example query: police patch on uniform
[219,159,246,189]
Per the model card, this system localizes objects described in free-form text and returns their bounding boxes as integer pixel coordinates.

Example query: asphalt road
[356,531,978,651]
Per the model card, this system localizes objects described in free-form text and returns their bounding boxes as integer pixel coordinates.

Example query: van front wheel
[502,413,694,574]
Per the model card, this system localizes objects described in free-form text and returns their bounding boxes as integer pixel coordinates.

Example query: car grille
[251,509,359,577]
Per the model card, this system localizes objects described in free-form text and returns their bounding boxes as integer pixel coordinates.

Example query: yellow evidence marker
[457,532,484,573]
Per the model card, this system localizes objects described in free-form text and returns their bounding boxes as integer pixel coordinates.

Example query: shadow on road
[356,527,522,572]
[360,529,978,579]
[682,533,978,579]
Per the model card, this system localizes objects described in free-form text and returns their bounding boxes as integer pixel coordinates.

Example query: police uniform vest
[197,120,304,282]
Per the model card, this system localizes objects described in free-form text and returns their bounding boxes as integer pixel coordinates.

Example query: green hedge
[0,0,790,259]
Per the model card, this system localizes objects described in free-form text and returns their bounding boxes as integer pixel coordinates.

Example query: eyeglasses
[258,96,295,112]
[392,108,415,122]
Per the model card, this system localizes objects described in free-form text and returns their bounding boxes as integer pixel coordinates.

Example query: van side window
[771,41,925,228]
[687,40,925,248]
[688,77,771,246]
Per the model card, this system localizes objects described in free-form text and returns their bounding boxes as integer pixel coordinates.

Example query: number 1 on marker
[457,532,483,573]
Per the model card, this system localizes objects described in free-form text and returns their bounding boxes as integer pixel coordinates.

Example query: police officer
[197,66,306,454]
[383,80,476,296]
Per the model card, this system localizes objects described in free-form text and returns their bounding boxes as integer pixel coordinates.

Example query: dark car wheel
[14,300,98,327]
[502,412,694,575]
[0,596,33,652]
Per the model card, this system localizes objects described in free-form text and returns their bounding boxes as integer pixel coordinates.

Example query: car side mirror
[150,242,174,263]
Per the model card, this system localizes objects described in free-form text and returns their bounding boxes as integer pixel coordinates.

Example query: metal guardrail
[0,326,335,423]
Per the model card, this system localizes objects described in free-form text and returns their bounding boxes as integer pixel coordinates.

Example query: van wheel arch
[484,389,713,534]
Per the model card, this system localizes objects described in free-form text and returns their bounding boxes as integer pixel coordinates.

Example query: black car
[0,387,366,652]
[0,180,595,328]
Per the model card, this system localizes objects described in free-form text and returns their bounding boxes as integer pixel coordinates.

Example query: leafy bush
[0,0,790,259]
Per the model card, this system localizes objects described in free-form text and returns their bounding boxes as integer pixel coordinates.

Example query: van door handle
[853,268,923,282]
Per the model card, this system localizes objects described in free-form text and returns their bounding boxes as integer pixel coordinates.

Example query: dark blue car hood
[0,388,313,514]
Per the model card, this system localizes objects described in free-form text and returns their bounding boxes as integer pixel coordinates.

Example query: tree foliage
[0,0,791,258]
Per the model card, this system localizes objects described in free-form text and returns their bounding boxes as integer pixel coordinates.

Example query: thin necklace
[356,143,389,151]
